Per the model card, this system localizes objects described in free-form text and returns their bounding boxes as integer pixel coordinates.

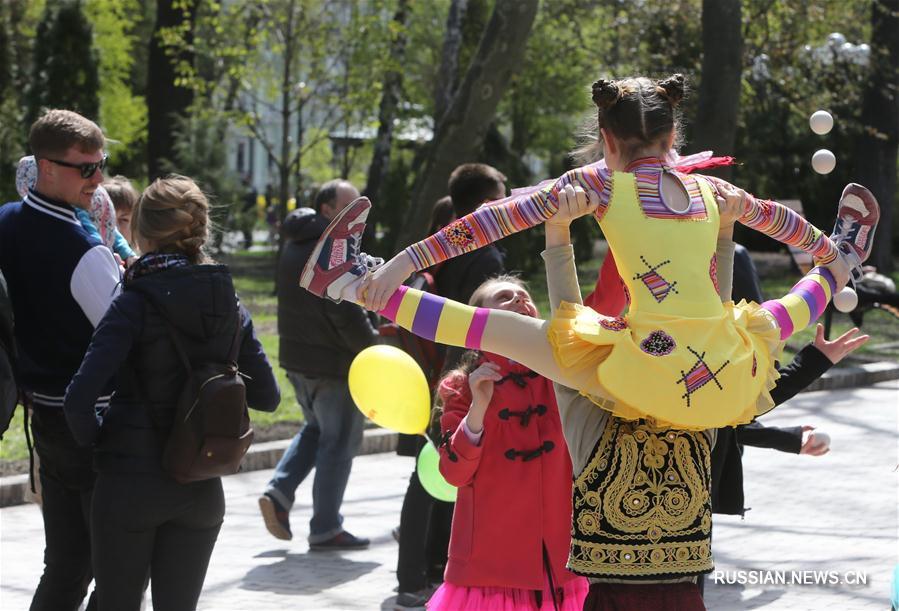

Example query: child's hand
[813,323,869,364]
[715,183,750,236]
[467,362,502,425]
[799,425,830,456]
[546,184,599,227]
[359,252,415,311]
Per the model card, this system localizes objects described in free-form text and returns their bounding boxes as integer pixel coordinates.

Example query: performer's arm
[701,175,838,265]
[405,164,611,271]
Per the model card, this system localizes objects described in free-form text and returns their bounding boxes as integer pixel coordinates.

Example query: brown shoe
[309,530,370,551]
[258,494,292,541]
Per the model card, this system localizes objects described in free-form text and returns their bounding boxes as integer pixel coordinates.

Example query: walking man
[259,179,377,550]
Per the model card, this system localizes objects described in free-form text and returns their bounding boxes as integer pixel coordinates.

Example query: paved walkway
[1,381,896,610]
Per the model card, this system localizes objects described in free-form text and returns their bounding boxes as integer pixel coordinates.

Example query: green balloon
[417,440,457,502]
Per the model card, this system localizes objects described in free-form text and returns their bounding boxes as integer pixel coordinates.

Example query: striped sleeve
[740,198,837,264]
[700,175,838,265]
[405,163,611,270]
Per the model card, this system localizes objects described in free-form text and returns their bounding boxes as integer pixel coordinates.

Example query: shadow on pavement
[240,549,379,595]
[704,582,786,610]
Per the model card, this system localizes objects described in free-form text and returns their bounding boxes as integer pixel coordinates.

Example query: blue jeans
[265,372,364,543]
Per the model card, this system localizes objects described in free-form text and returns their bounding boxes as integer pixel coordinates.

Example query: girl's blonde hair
[467,274,530,307]
[133,175,211,263]
[432,274,531,437]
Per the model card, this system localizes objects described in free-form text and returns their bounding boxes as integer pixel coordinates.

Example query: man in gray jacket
[259,179,376,550]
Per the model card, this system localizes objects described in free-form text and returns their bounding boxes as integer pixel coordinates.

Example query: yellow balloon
[348,345,430,434]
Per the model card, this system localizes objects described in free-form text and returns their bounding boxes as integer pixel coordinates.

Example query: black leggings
[91,471,225,611]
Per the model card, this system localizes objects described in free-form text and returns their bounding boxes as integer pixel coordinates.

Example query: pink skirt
[427,577,588,611]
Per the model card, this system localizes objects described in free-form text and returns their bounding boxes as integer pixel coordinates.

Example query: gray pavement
[1,381,896,610]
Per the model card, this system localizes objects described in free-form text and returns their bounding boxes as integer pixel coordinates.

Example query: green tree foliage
[26,1,100,127]
[82,0,147,171]
[160,0,393,234]
[0,1,44,201]
[163,112,241,250]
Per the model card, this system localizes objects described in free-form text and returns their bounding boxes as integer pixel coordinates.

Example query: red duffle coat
[437,352,580,591]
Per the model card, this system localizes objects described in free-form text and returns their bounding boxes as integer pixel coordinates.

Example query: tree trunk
[147,0,195,179]
[433,0,468,120]
[396,0,538,247]
[363,0,408,205]
[691,0,742,181]
[852,0,897,273]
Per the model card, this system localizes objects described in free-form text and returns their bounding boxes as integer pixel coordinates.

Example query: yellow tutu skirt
[548,300,784,430]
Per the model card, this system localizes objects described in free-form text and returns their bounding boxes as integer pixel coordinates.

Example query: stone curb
[3,362,897,508]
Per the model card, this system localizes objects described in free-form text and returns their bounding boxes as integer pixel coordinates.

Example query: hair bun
[656,74,685,107]
[592,79,621,110]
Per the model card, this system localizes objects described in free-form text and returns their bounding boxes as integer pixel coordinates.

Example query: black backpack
[154,315,254,483]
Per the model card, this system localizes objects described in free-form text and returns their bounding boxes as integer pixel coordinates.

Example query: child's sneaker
[300,196,383,302]
[830,183,880,285]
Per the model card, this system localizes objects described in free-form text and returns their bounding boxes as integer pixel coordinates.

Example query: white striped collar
[24,189,81,226]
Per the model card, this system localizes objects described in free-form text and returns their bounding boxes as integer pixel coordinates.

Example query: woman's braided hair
[133,175,211,263]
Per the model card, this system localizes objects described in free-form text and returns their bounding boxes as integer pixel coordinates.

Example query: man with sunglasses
[0,109,120,610]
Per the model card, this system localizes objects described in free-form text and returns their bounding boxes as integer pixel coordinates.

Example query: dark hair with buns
[573,74,686,164]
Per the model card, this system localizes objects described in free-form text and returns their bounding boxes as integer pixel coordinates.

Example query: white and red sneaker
[831,183,880,284]
[300,196,383,302]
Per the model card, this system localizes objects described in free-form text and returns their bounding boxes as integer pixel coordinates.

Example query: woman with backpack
[64,175,280,610]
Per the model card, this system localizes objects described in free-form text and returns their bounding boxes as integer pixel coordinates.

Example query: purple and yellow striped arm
[378,286,490,350]
[761,267,836,340]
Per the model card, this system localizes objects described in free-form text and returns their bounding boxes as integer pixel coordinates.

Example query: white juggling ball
[809,110,833,135]
[812,431,831,449]
[812,149,836,174]
[833,287,858,312]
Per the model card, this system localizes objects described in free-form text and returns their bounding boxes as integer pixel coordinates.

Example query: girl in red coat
[427,276,588,611]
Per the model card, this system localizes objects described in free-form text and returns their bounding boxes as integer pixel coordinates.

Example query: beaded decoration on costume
[633,256,679,303]
[677,347,730,408]
[600,317,628,332]
[442,218,476,249]
[640,330,676,356]
[569,419,713,578]
[709,254,719,295]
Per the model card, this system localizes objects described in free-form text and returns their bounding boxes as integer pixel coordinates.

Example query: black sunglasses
[43,153,108,179]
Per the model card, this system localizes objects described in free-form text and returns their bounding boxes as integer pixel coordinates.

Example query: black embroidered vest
[568,418,714,579]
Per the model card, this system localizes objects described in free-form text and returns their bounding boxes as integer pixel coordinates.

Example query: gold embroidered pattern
[570,419,713,577]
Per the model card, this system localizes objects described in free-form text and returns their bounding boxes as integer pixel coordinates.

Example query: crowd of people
[0,69,882,611]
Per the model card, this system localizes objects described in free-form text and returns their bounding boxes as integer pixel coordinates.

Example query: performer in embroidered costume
[543,190,864,610]
[426,276,588,611]
[300,74,879,431]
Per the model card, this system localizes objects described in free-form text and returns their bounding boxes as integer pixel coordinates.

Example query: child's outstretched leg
[376,285,603,392]
[759,183,880,340]
[300,207,603,394]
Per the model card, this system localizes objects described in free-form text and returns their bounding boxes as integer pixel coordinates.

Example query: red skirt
[582,582,705,611]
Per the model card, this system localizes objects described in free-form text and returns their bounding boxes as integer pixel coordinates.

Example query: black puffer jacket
[277,209,377,377]
[64,262,280,473]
